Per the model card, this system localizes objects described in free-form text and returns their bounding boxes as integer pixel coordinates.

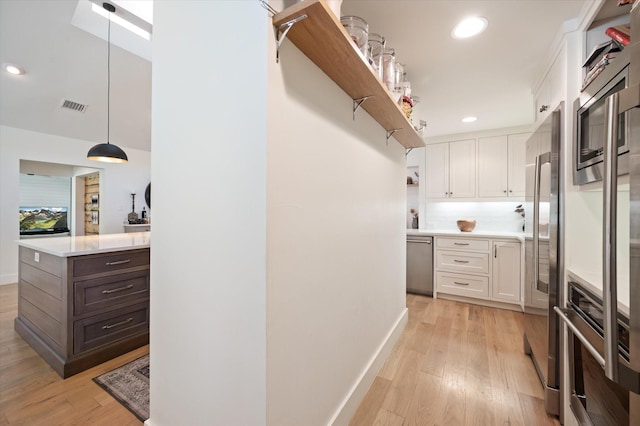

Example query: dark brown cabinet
[15,246,150,378]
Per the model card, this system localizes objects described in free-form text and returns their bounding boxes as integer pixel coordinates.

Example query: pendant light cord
[107,14,111,145]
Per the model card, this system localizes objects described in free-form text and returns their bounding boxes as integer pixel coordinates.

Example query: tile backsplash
[423,201,525,232]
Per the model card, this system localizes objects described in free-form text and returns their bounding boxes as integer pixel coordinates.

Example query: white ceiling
[0,0,151,151]
[1,0,598,152]
[341,0,591,138]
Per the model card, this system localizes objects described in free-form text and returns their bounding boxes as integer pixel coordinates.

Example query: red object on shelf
[606,26,631,46]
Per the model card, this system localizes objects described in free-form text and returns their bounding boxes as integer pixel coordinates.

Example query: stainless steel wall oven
[564,281,635,425]
[574,47,631,185]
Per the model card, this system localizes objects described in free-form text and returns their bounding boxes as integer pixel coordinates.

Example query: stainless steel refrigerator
[553,3,640,424]
[523,103,563,416]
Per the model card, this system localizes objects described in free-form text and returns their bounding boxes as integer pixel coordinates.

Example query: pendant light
[87,2,128,163]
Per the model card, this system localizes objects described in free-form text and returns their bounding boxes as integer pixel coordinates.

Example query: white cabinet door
[491,240,521,302]
[478,136,508,197]
[425,143,449,199]
[478,134,528,198]
[448,139,476,198]
[507,133,528,197]
[534,44,566,124]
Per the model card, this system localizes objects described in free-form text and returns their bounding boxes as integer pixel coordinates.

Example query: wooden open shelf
[273,0,425,149]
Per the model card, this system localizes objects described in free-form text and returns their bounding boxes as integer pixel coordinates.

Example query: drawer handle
[453,281,470,286]
[106,259,131,266]
[102,284,134,294]
[454,243,469,246]
[453,259,469,263]
[102,317,134,330]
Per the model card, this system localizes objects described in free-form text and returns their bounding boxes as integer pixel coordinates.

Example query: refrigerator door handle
[602,92,620,383]
[533,151,551,295]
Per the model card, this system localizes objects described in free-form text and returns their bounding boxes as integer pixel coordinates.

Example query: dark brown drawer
[72,249,149,277]
[74,270,149,315]
[73,302,149,354]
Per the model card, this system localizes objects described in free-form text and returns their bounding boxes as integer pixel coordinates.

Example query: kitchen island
[15,233,150,378]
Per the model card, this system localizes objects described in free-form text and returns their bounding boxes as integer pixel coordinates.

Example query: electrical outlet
[34,252,39,263]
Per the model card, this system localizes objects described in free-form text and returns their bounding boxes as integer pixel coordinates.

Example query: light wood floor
[349,293,561,426]
[1,285,558,425]
[0,284,146,425]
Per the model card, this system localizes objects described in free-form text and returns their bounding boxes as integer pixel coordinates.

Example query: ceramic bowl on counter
[457,219,476,232]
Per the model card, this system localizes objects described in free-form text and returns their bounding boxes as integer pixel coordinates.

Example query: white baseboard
[328,307,409,426]
[0,274,18,285]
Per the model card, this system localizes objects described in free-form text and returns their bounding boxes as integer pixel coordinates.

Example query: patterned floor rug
[93,355,150,421]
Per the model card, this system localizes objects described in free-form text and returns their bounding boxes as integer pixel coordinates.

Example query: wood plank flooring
[350,294,561,426]
[0,284,146,425]
[1,285,558,425]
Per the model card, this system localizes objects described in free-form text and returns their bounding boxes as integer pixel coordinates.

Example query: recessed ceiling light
[462,116,478,123]
[3,63,25,75]
[452,17,488,39]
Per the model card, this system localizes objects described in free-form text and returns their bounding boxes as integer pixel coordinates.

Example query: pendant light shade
[87,142,128,162]
[87,2,128,163]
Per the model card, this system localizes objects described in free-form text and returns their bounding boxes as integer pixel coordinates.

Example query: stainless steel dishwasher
[406,235,433,296]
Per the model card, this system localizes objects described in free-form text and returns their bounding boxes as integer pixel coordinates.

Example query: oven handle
[602,92,619,383]
[554,307,606,367]
[533,152,551,294]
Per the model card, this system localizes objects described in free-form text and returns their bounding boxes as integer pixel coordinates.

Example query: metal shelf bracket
[275,14,308,63]
[386,128,401,145]
[352,96,374,120]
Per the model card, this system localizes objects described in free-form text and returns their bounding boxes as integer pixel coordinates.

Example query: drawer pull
[102,284,134,294]
[454,243,469,246]
[453,259,469,263]
[453,281,470,286]
[106,259,131,266]
[102,317,134,330]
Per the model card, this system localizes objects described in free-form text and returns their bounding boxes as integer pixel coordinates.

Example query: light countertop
[17,232,151,257]
[407,228,524,241]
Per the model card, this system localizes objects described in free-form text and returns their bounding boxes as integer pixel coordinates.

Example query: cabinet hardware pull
[494,245,497,258]
[454,243,469,246]
[453,281,469,286]
[504,190,507,193]
[453,259,469,263]
[102,317,133,330]
[102,284,134,294]
[106,259,131,266]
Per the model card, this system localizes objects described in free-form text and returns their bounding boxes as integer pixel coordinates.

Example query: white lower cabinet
[435,236,522,307]
[491,240,521,302]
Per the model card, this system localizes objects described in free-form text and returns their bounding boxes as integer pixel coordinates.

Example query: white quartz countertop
[17,232,151,257]
[407,229,524,241]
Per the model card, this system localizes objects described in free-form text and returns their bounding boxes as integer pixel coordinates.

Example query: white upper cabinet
[425,143,449,198]
[478,136,508,197]
[534,44,566,124]
[507,133,528,197]
[478,133,529,197]
[425,139,476,199]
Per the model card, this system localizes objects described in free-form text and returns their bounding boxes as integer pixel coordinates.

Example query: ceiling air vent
[60,99,88,113]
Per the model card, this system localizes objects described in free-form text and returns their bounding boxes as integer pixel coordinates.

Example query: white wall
[149,1,407,425]
[266,5,407,424]
[0,125,150,284]
[149,1,267,425]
